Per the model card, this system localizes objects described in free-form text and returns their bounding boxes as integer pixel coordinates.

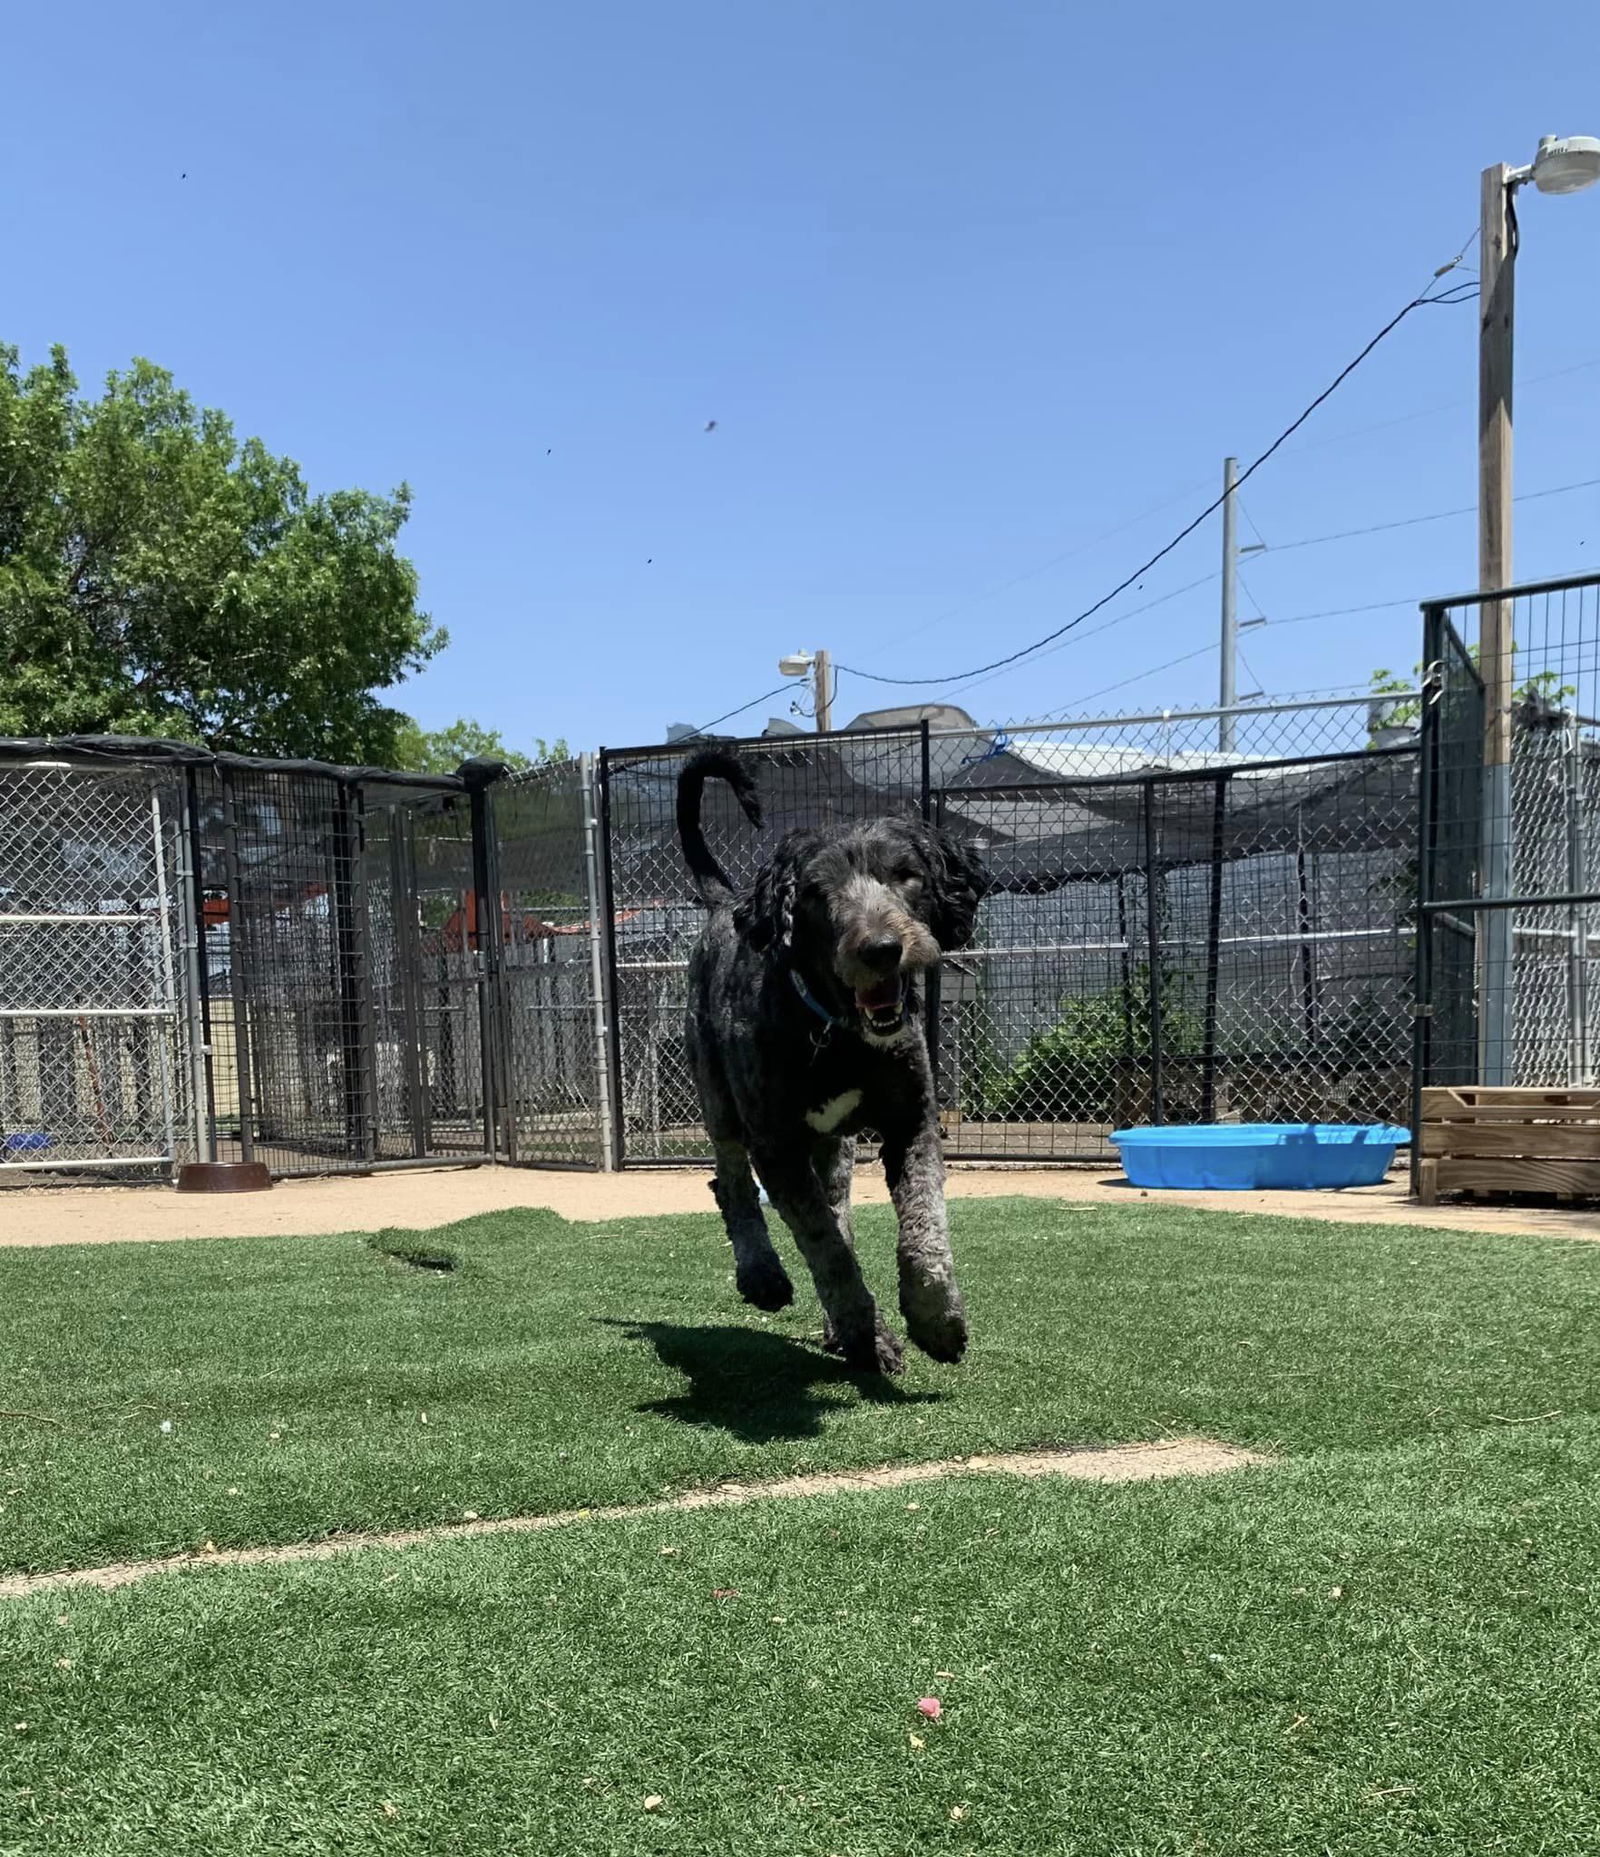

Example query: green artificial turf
[3,1422,1597,1855]
[1,1199,1598,1573]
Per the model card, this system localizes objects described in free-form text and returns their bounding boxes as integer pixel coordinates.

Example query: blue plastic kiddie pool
[1111,1123,1410,1191]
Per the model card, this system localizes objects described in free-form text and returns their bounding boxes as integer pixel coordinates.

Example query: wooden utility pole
[813,649,833,733]
[1478,162,1516,1083]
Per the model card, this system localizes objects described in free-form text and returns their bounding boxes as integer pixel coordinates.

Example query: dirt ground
[2,1161,1596,1248]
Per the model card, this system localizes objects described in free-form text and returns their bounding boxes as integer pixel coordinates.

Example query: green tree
[1367,651,1575,736]
[391,717,569,776]
[0,344,442,762]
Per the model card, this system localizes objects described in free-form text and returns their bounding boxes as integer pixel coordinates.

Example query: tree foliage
[0,344,443,762]
[391,717,568,776]
[1367,650,1574,733]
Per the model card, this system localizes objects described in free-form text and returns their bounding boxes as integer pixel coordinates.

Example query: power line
[1038,597,1420,717]
[1281,351,1600,461]
[1259,474,1600,556]
[1259,597,1418,629]
[930,569,1221,706]
[852,470,1218,658]
[1066,642,1220,710]
[835,271,1476,691]
[1238,497,1270,551]
[875,339,1600,669]
[689,681,796,737]
[939,581,1426,713]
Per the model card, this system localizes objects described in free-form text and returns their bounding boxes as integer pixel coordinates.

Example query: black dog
[676,748,985,1374]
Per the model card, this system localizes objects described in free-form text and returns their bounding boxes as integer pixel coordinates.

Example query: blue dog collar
[789,967,845,1030]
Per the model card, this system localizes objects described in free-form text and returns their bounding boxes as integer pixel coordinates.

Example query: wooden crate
[1417,1087,1600,1204]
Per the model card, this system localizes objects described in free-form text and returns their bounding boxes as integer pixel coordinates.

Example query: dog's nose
[859,935,902,973]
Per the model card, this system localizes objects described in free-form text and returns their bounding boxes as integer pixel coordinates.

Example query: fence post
[1142,780,1166,1126]
[217,768,257,1166]
[148,786,181,1172]
[178,767,215,1164]
[464,761,507,1161]
[921,724,944,1104]
[597,751,627,1170]
[1115,873,1137,1125]
[331,781,377,1164]
[580,752,618,1172]
[1412,605,1442,1195]
[1200,774,1228,1122]
[1294,835,1318,1060]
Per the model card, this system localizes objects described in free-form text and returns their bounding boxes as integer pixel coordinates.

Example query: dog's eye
[895,867,923,889]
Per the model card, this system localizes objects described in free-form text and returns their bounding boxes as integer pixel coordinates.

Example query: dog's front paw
[736,1257,795,1312]
[835,1314,904,1376]
[901,1283,968,1364]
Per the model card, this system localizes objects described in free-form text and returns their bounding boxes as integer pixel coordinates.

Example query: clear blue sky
[8,0,1600,751]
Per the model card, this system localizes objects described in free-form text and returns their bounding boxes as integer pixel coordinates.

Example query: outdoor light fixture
[1519,134,1600,195]
[776,648,833,729]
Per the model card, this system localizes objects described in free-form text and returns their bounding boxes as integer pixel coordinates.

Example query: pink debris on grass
[917,1697,942,1722]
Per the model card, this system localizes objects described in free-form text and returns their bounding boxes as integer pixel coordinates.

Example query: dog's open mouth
[854,975,908,1034]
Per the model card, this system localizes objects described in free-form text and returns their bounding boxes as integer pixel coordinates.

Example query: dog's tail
[676,747,762,907]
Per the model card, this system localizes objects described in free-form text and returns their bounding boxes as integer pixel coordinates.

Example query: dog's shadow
[598,1318,943,1443]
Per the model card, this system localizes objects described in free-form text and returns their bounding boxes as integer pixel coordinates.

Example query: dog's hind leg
[761,1148,903,1376]
[883,1124,968,1364]
[711,1139,794,1312]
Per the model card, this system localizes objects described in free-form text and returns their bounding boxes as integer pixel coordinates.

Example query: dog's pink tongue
[855,976,902,1013]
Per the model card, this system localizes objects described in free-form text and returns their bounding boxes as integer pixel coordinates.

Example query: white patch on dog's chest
[805,1089,863,1134]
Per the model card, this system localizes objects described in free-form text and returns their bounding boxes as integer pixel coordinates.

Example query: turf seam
[0,1437,1269,1601]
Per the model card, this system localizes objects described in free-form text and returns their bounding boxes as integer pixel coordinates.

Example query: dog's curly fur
[676,747,986,1374]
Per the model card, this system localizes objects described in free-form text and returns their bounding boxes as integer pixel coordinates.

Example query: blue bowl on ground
[3,1131,54,1155]
[1111,1123,1411,1191]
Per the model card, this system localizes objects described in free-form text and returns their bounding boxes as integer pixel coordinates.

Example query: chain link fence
[191,759,489,1175]
[931,714,1415,1159]
[0,753,194,1178]
[595,704,1417,1164]
[17,577,1600,1191]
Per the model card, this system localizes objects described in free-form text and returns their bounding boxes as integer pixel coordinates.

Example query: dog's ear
[733,833,813,954]
[923,827,987,951]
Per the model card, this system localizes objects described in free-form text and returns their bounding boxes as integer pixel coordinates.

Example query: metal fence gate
[196,759,491,1176]
[487,755,611,1167]
[364,781,490,1162]
[1417,571,1600,1099]
[0,757,194,1176]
